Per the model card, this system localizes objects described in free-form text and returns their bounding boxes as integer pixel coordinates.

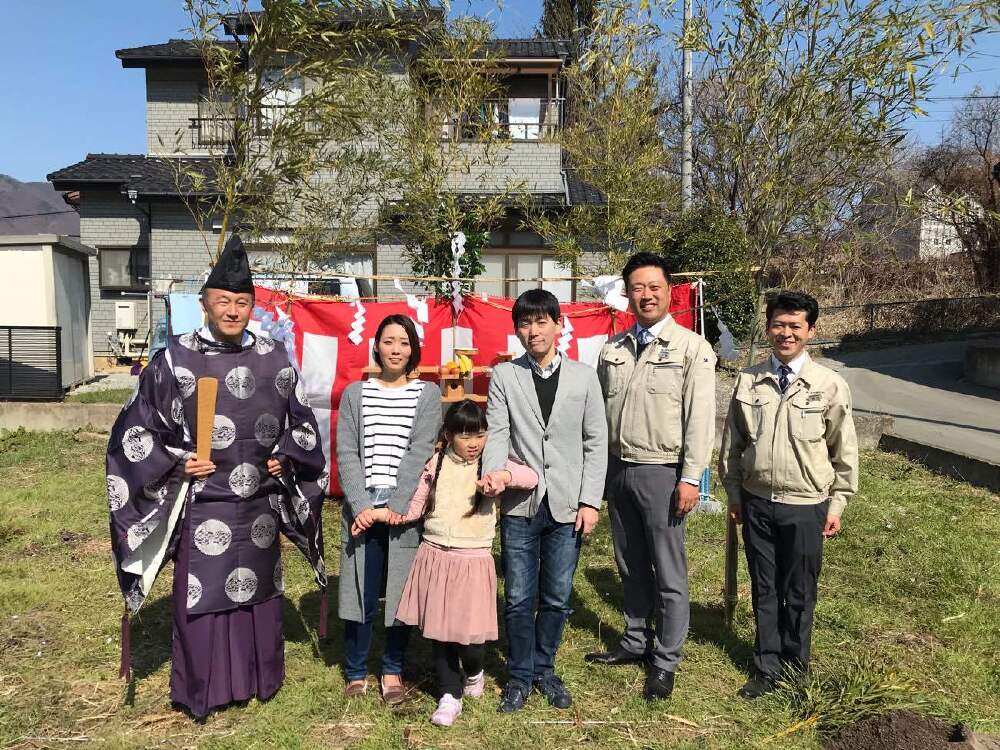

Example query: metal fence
[0,326,63,401]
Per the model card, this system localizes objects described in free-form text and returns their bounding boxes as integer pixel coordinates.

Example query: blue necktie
[779,364,792,393]
[636,329,653,358]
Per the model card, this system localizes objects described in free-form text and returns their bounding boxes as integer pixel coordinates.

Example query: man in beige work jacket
[719,291,858,700]
[587,252,716,701]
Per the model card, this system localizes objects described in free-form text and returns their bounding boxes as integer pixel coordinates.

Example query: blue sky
[1,0,997,183]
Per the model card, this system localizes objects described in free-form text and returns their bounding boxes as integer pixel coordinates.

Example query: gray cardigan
[483,355,608,524]
[336,379,442,625]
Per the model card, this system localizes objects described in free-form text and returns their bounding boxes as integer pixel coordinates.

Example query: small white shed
[0,235,95,396]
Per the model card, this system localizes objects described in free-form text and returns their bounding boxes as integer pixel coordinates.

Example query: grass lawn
[0,430,997,749]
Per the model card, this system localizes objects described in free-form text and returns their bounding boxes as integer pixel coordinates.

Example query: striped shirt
[361,379,425,494]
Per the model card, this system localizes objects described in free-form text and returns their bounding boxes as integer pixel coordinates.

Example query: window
[245,241,375,297]
[196,86,235,146]
[259,68,304,132]
[436,98,562,141]
[99,246,150,292]
[475,251,574,302]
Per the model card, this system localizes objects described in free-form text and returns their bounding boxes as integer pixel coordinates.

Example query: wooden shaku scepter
[196,377,218,461]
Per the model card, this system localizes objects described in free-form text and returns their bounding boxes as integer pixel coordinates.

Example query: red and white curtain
[251,284,697,495]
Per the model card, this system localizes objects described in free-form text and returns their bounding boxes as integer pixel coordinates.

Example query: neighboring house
[859,184,970,261]
[48,17,602,371]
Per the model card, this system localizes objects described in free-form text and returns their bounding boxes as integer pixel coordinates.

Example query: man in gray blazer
[481,288,608,713]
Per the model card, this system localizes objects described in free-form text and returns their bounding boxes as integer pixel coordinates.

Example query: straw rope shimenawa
[247,268,761,283]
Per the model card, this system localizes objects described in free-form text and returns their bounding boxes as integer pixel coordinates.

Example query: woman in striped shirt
[336,314,442,703]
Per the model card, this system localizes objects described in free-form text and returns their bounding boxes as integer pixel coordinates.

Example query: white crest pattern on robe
[225,366,256,399]
[292,422,317,451]
[292,491,310,524]
[127,519,158,551]
[122,426,154,463]
[250,514,277,549]
[107,474,129,512]
[193,519,232,556]
[274,367,295,398]
[178,332,200,351]
[142,480,169,503]
[255,335,276,355]
[211,414,237,450]
[187,574,203,608]
[228,463,261,498]
[170,397,185,425]
[273,559,284,593]
[294,378,309,407]
[254,413,281,447]
[224,567,258,603]
[174,366,197,399]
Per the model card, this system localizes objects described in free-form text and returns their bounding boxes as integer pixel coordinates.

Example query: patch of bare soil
[824,710,986,750]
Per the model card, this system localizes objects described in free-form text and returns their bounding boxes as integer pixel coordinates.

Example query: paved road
[817,337,1000,465]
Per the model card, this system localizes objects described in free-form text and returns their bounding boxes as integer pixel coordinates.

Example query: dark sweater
[532,365,561,425]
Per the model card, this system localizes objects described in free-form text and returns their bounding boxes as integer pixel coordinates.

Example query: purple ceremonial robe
[106,329,327,718]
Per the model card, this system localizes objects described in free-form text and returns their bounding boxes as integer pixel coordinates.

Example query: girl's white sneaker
[463,670,486,698]
[431,694,463,727]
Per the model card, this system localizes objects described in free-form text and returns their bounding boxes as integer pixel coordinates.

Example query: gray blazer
[335,379,442,625]
[483,355,608,524]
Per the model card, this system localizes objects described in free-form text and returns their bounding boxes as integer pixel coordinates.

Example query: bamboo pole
[723,288,767,630]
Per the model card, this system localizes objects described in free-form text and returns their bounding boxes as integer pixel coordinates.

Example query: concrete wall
[0,245,51,325]
[965,345,1000,390]
[0,402,120,432]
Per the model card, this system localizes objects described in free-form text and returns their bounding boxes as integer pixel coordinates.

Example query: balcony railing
[440,98,564,142]
[192,116,236,146]
[190,97,565,147]
[190,104,319,145]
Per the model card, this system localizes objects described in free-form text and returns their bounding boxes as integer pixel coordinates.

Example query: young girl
[336,314,442,703]
[352,400,537,727]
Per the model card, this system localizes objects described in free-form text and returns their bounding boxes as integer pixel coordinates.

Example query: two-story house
[48,16,602,371]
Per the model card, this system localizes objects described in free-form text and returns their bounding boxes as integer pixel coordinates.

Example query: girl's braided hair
[425,399,490,517]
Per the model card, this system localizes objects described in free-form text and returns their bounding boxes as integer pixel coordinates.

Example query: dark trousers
[500,499,582,689]
[606,458,688,672]
[741,494,829,678]
[342,523,412,681]
[432,641,485,698]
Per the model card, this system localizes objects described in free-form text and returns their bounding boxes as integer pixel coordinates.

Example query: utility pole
[681,0,693,211]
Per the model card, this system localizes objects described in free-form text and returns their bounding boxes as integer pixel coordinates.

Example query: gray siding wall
[80,191,216,358]
[79,191,148,358]
[375,243,418,300]
[146,68,214,156]
[445,142,563,193]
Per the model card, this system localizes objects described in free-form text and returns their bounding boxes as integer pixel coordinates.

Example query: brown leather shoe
[380,675,407,705]
[344,679,368,698]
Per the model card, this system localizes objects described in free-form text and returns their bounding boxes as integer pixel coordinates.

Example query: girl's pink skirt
[395,541,498,645]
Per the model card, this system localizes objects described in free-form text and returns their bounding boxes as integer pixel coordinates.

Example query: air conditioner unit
[115,301,137,330]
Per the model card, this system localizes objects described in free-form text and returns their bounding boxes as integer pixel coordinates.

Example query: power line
[925,94,1000,101]
[0,209,77,220]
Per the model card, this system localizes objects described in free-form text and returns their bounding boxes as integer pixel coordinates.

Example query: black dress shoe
[497,681,530,713]
[534,674,573,709]
[737,672,778,700]
[643,668,675,700]
[584,646,648,666]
